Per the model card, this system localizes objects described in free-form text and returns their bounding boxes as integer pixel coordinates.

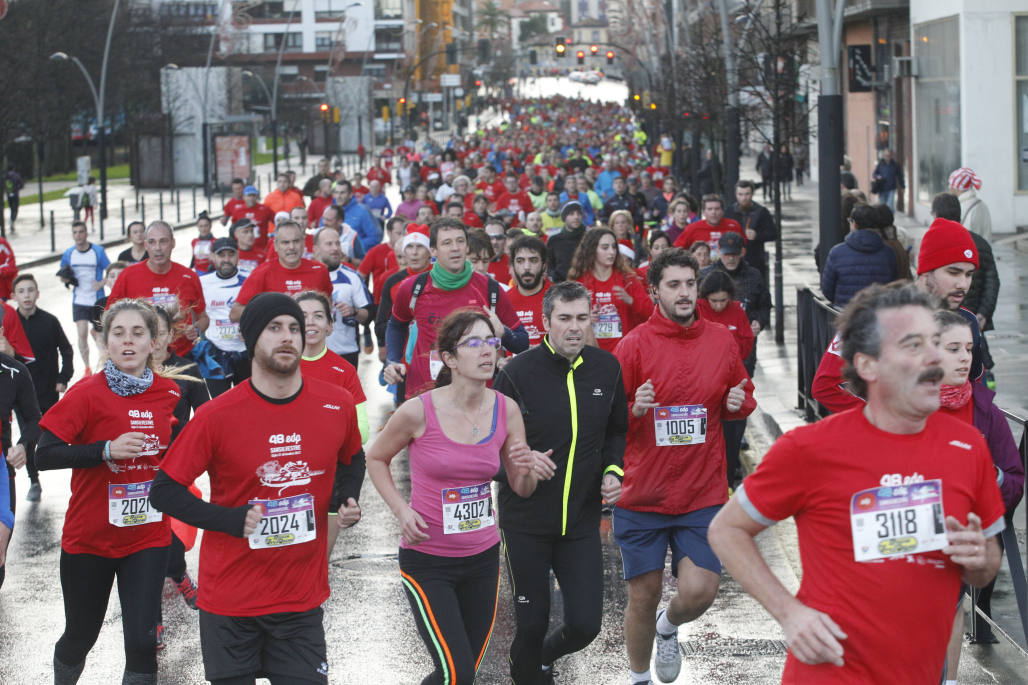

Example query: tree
[475,0,511,42]
[518,14,549,43]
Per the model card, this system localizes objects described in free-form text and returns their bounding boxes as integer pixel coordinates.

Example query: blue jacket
[872,159,903,192]
[820,229,896,307]
[340,197,382,252]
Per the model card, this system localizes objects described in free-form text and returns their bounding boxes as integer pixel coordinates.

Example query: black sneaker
[541,665,557,684]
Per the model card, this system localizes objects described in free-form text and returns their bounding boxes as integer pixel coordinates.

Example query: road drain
[681,638,788,657]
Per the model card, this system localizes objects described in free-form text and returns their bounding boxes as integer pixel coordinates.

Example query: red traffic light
[606,50,615,64]
[474,80,482,87]
[590,45,598,54]
[398,97,407,105]
[576,51,584,58]
[319,103,329,112]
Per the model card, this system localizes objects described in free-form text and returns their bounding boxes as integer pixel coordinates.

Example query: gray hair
[542,281,591,320]
[145,220,174,238]
[836,283,936,398]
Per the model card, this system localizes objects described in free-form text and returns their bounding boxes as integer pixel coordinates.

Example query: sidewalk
[742,173,1028,679]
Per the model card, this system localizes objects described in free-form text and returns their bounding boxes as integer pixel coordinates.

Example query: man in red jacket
[612,247,755,685]
[672,194,744,261]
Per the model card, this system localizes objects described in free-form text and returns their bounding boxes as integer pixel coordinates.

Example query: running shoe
[26,482,41,502]
[653,609,681,683]
[175,573,199,610]
[540,665,557,684]
[155,624,165,651]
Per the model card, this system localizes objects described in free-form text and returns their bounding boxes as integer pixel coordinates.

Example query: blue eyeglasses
[455,336,502,350]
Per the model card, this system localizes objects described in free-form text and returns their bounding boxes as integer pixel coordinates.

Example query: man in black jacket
[546,201,586,282]
[493,281,628,685]
[724,180,778,285]
[12,274,72,501]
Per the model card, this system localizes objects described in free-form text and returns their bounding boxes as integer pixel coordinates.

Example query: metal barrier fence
[795,286,1028,656]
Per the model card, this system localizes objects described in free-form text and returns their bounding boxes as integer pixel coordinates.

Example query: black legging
[55,545,170,674]
[211,676,322,685]
[399,543,500,685]
[500,528,603,684]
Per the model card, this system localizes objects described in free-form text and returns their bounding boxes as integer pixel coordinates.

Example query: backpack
[409,271,500,314]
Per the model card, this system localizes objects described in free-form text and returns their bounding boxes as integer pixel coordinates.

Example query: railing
[795,286,1028,656]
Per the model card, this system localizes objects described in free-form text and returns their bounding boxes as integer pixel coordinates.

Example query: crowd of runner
[0,93,1020,685]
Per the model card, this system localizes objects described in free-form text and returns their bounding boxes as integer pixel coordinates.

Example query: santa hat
[617,239,635,261]
[917,218,979,275]
[948,168,982,191]
[401,223,431,251]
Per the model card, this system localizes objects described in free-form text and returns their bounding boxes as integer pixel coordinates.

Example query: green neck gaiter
[431,260,474,291]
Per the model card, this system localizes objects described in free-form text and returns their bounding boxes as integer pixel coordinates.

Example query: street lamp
[242,70,280,177]
[48,0,121,237]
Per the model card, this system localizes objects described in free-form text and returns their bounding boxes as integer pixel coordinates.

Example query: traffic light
[474,80,482,87]
[590,44,598,55]
[576,50,584,65]
[555,37,566,57]
[319,103,330,121]
[650,103,657,110]
[446,43,457,65]
[606,50,614,65]
[529,49,537,65]
[632,93,641,101]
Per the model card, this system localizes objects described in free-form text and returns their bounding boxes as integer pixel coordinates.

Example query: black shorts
[199,607,328,683]
[72,304,95,322]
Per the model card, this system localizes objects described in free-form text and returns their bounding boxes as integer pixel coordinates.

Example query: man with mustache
[612,248,755,685]
[505,236,551,346]
[710,283,1004,684]
[151,292,363,685]
[811,218,982,413]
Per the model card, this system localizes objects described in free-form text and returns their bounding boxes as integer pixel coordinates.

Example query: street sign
[440,74,461,87]
[424,92,443,103]
[454,88,464,97]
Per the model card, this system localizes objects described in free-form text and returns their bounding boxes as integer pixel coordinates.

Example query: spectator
[4,165,24,233]
[871,149,904,211]
[820,203,897,307]
[756,144,773,200]
[725,179,777,283]
[948,167,992,241]
[871,204,912,281]
[776,145,794,201]
[840,156,858,191]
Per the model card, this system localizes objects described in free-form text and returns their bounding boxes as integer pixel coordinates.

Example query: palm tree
[476,0,511,44]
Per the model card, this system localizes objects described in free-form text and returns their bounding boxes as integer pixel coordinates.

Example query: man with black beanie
[151,292,365,685]
[547,201,586,282]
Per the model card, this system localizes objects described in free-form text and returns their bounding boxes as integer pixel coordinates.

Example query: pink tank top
[402,389,506,557]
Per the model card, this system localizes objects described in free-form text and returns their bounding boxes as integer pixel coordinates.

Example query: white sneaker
[653,608,681,683]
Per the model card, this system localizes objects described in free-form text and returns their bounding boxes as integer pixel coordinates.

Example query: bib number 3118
[850,479,947,562]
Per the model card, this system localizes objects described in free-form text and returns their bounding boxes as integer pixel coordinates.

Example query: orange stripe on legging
[400,570,457,682]
[474,565,502,672]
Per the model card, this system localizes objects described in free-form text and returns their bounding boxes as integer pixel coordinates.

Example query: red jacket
[614,309,755,514]
[697,299,754,360]
[810,332,863,413]
[0,237,16,300]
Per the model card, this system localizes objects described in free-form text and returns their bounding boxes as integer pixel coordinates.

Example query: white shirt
[326,265,371,355]
[199,270,247,353]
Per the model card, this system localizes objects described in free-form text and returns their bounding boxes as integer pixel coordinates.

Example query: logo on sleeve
[948,440,972,450]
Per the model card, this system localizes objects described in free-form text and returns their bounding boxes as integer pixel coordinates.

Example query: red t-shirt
[159,379,361,616]
[476,180,505,203]
[366,167,390,186]
[506,282,550,345]
[697,299,754,360]
[811,333,864,413]
[237,247,266,274]
[739,409,1006,684]
[392,271,523,398]
[462,211,484,229]
[236,258,333,306]
[357,243,399,304]
[576,270,653,352]
[493,190,534,223]
[229,203,276,249]
[301,347,366,404]
[672,218,745,259]
[191,236,214,273]
[307,196,333,228]
[107,261,206,356]
[487,254,511,284]
[39,373,180,557]
[223,197,246,223]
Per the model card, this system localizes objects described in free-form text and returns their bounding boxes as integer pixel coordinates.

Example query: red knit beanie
[917,218,979,275]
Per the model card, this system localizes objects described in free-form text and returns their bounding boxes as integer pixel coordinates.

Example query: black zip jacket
[493,338,627,537]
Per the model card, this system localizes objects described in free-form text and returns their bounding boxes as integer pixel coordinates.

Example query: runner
[637,230,670,284]
[671,195,745,260]
[295,291,367,564]
[505,236,551,346]
[107,221,208,358]
[190,212,215,274]
[357,216,405,353]
[221,179,246,226]
[613,248,755,684]
[228,186,275,250]
[311,226,372,368]
[568,228,651,353]
[59,220,110,375]
[492,281,629,684]
[36,299,183,685]
[117,221,148,264]
[150,293,362,685]
[375,224,433,364]
[229,219,265,273]
[198,238,250,397]
[724,180,777,282]
[546,201,586,282]
[383,218,528,399]
[367,309,554,685]
[709,283,1006,684]
[230,220,333,321]
[0,345,41,590]
[484,218,512,283]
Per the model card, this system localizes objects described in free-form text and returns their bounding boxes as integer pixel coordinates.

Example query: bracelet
[103,440,119,473]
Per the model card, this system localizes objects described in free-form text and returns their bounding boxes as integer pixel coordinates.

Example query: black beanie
[239,292,305,359]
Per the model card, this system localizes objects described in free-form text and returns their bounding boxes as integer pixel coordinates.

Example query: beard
[256,346,301,376]
[515,269,543,291]
[321,256,341,271]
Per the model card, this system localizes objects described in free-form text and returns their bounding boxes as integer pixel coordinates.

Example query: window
[375,27,404,52]
[1016,16,1028,191]
[376,0,403,20]
[263,32,303,53]
[315,32,334,50]
[914,17,960,204]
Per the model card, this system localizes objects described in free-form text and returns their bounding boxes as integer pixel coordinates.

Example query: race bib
[248,493,317,549]
[850,480,948,562]
[429,350,443,380]
[215,317,240,341]
[194,241,212,259]
[441,483,495,534]
[593,310,622,339]
[654,405,707,446]
[108,481,163,527]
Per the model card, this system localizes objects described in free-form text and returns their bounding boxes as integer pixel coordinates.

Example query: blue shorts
[72,304,95,322]
[612,505,722,580]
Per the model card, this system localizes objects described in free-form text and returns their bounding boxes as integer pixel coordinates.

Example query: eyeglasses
[487,234,505,242]
[455,336,502,350]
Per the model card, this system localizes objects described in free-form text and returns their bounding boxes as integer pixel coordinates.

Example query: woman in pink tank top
[368,308,556,684]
